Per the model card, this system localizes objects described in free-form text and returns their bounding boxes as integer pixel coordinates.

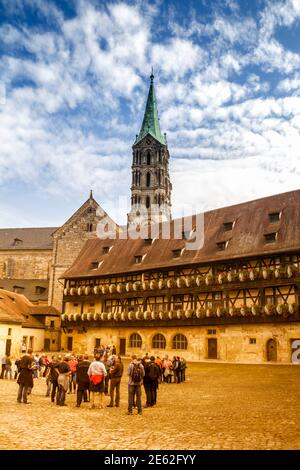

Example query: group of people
[12,348,187,414]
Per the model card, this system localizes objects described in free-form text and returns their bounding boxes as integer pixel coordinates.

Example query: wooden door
[67,336,73,352]
[267,338,277,362]
[208,338,218,359]
[44,339,50,351]
[119,338,126,356]
[5,339,11,356]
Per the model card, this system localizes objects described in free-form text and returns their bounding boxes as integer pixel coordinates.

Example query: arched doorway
[267,338,277,362]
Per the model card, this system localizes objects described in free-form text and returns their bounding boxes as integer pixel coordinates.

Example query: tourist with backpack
[127,355,144,415]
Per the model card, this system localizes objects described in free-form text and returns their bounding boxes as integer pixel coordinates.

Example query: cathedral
[1,74,300,363]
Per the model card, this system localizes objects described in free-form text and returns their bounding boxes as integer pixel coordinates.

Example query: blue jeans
[128,384,142,413]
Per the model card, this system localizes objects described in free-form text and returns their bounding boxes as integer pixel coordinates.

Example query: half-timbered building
[60,189,300,363]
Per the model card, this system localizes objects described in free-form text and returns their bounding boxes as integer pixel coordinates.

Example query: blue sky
[0,0,300,227]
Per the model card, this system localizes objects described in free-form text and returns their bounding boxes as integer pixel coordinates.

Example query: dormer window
[91,261,99,269]
[264,232,277,244]
[13,238,23,246]
[223,222,234,231]
[13,286,24,293]
[182,231,191,240]
[216,241,228,251]
[35,286,46,295]
[102,246,110,254]
[135,255,143,264]
[269,212,281,223]
[144,238,152,245]
[172,249,182,258]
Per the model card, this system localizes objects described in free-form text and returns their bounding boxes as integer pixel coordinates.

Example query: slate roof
[62,189,300,279]
[0,280,49,303]
[0,227,57,250]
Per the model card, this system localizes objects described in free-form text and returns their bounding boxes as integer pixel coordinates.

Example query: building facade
[61,190,300,363]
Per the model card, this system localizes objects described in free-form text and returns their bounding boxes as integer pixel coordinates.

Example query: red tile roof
[0,289,44,328]
[62,189,300,279]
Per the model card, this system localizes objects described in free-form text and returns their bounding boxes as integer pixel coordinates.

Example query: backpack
[131,363,143,383]
[149,363,160,381]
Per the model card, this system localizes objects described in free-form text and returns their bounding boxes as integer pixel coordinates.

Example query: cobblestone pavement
[0,362,300,450]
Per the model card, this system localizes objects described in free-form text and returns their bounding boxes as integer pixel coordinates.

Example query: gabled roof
[62,189,300,279]
[0,289,44,328]
[134,74,166,146]
[0,227,56,250]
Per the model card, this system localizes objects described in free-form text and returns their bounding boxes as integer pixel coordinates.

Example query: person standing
[142,356,152,408]
[56,356,71,406]
[148,356,161,406]
[68,355,78,394]
[17,348,34,404]
[127,355,145,415]
[1,355,6,379]
[76,355,91,407]
[4,355,13,380]
[87,354,107,409]
[107,356,124,408]
[48,355,59,402]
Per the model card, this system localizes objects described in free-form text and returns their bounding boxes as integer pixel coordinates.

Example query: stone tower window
[146,196,150,209]
[146,172,151,187]
[87,223,93,232]
[147,151,151,165]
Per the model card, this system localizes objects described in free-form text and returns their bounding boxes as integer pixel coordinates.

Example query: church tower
[127,73,172,228]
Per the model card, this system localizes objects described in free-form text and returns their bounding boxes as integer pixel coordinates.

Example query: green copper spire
[135,73,166,146]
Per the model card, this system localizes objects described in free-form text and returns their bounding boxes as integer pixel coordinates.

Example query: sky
[0,0,300,228]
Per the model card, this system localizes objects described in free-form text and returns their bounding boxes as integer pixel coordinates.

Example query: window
[269,212,281,223]
[207,329,217,335]
[129,333,142,348]
[182,231,191,240]
[13,238,23,246]
[172,334,188,350]
[216,241,228,251]
[147,151,151,165]
[103,246,110,254]
[146,196,150,209]
[13,286,24,294]
[95,338,101,348]
[144,238,152,245]
[135,255,143,264]
[87,223,93,232]
[264,232,277,244]
[249,338,256,344]
[223,222,234,231]
[8,328,12,336]
[172,249,182,258]
[52,340,56,344]
[50,321,55,328]
[152,334,166,349]
[146,172,151,187]
[91,261,99,269]
[35,286,46,295]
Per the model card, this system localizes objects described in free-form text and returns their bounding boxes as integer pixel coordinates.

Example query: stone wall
[60,322,300,363]
[48,197,117,312]
[0,250,52,280]
[0,324,45,358]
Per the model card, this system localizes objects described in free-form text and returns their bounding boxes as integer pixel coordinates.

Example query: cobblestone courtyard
[0,362,300,450]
